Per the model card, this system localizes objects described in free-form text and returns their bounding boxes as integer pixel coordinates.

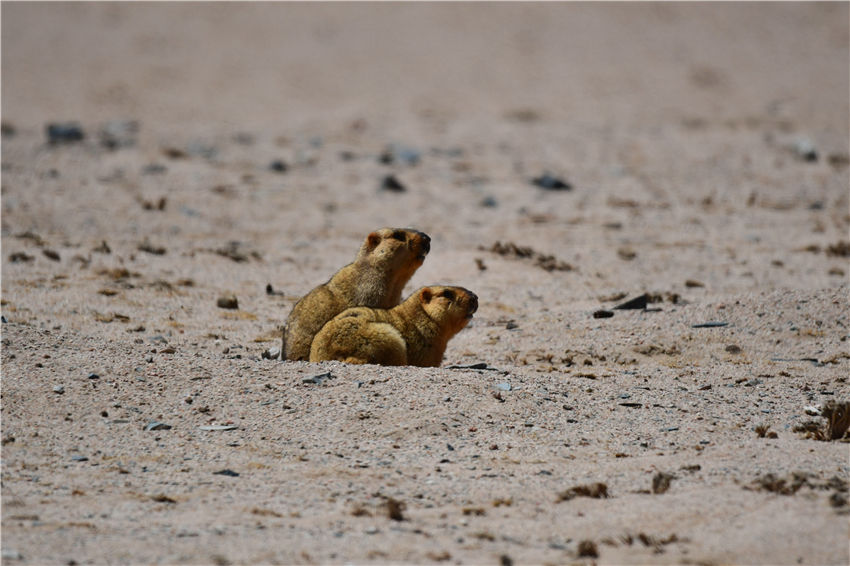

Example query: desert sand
[1,3,849,565]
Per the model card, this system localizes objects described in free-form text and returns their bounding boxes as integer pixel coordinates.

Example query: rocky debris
[213,469,240,477]
[138,240,166,255]
[42,249,60,262]
[576,540,598,558]
[9,252,34,263]
[792,138,818,162]
[99,120,139,149]
[652,472,675,494]
[821,401,850,440]
[269,159,288,173]
[486,241,574,272]
[755,424,778,438]
[691,321,728,328]
[216,295,239,310]
[557,482,609,502]
[261,347,281,360]
[745,472,841,496]
[303,371,333,385]
[214,241,262,263]
[593,309,614,318]
[617,247,637,260]
[144,421,172,431]
[384,497,406,521]
[531,173,572,191]
[826,241,850,258]
[46,122,85,144]
[380,174,406,192]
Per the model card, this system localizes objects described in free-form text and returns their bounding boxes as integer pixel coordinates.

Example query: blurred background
[3,2,848,135]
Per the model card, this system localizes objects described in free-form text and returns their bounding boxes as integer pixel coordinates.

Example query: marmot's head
[418,286,478,335]
[359,228,431,271]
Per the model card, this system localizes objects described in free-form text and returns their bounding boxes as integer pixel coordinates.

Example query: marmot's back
[310,286,478,367]
[282,228,430,360]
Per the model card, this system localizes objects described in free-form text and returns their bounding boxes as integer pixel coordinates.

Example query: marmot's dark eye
[442,289,456,301]
[391,231,406,242]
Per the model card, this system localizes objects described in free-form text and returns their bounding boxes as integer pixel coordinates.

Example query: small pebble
[480,196,498,208]
[145,421,172,431]
[494,383,512,391]
[99,120,139,149]
[213,469,239,477]
[725,344,742,354]
[46,122,85,144]
[216,295,239,310]
[87,373,100,379]
[793,138,818,162]
[531,173,572,191]
[269,159,288,173]
[53,385,65,394]
[303,371,333,385]
[262,347,281,360]
[42,249,60,262]
[593,309,614,319]
[381,174,406,192]
[577,540,598,558]
[71,455,89,462]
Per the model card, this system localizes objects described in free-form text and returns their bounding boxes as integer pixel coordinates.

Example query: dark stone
[46,122,85,144]
[531,173,572,191]
[269,159,288,173]
[213,469,240,477]
[381,174,406,192]
[593,309,614,319]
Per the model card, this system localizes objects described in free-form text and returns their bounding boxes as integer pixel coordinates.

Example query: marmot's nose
[468,292,478,313]
[419,233,431,254]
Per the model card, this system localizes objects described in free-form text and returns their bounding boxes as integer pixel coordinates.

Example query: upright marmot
[309,285,478,367]
[282,228,431,360]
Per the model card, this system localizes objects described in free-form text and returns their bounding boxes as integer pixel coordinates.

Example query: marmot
[282,228,431,360]
[309,285,478,367]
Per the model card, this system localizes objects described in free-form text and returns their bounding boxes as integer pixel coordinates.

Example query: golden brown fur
[282,228,430,360]
[309,286,478,367]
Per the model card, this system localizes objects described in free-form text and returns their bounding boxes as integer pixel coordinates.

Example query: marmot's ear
[366,232,381,250]
[419,288,433,304]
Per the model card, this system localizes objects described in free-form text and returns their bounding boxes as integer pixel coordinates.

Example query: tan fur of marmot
[309,286,478,367]
[282,228,431,360]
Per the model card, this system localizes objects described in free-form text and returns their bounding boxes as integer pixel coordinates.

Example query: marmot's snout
[466,290,478,316]
[412,230,431,259]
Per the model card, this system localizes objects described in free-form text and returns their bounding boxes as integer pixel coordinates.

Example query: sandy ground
[1,3,849,565]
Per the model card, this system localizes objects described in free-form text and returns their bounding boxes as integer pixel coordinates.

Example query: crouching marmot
[309,285,478,367]
[282,228,431,360]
